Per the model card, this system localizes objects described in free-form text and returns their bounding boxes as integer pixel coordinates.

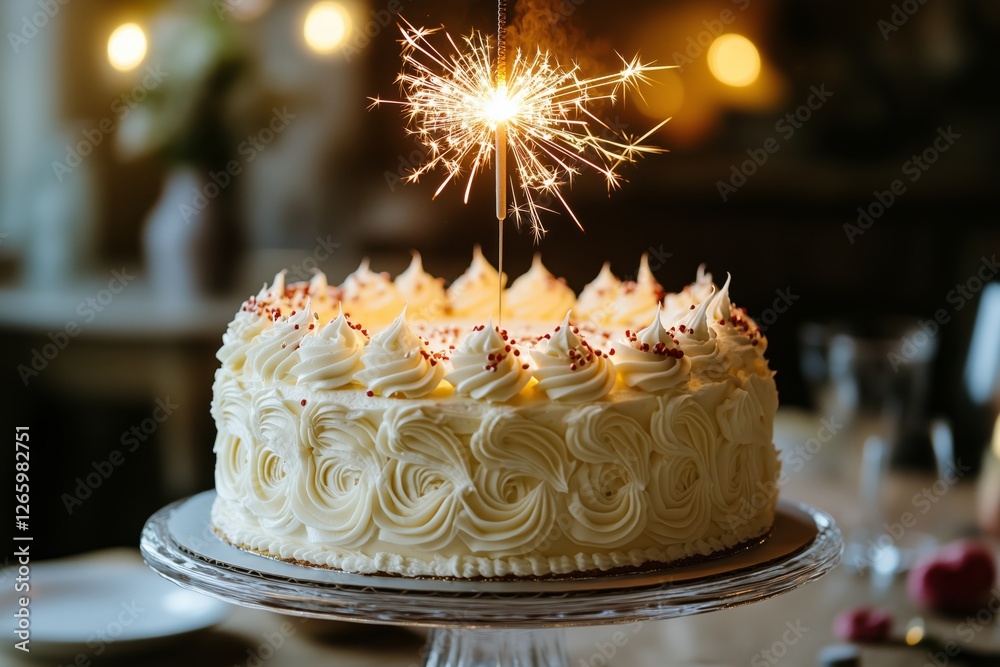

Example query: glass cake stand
[141,492,842,666]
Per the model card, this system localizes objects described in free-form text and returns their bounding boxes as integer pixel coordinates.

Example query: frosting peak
[615,305,691,392]
[355,309,445,398]
[292,306,367,390]
[396,252,448,320]
[504,254,575,322]
[606,254,662,328]
[576,262,621,325]
[448,246,506,321]
[340,259,407,328]
[244,300,312,383]
[445,320,532,402]
[531,313,616,403]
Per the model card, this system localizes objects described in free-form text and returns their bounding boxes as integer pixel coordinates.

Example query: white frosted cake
[210,249,780,578]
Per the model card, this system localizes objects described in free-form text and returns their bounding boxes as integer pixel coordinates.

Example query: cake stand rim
[140,492,843,628]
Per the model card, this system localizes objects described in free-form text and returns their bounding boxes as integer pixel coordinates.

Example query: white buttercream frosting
[531,313,616,403]
[355,310,445,398]
[576,262,621,325]
[504,254,575,322]
[607,254,662,328]
[447,246,506,321]
[615,305,692,392]
[395,252,448,320]
[445,320,532,402]
[244,303,312,384]
[291,307,366,390]
[210,254,781,579]
[339,259,407,328]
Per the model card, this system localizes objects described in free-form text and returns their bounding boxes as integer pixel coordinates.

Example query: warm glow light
[484,85,517,124]
[107,23,147,71]
[371,21,670,236]
[707,34,760,88]
[304,2,349,54]
[905,623,924,646]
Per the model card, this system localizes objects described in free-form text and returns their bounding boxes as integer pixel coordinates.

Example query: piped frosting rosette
[355,310,444,398]
[614,304,691,392]
[530,313,616,403]
[445,320,532,402]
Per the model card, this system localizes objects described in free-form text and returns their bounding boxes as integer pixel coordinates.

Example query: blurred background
[0,0,998,577]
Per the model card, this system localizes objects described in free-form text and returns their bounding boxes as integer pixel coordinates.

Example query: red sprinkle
[366,390,375,397]
[300,399,307,406]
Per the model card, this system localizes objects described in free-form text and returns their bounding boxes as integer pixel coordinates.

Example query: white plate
[0,557,231,658]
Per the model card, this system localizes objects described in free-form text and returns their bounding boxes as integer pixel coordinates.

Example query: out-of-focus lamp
[707,34,760,87]
[107,23,147,71]
[304,2,350,54]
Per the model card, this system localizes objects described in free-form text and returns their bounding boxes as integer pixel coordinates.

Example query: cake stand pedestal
[141,492,842,667]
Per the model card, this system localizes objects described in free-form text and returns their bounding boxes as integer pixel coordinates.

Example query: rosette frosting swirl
[246,393,302,534]
[395,252,448,320]
[355,310,444,398]
[615,304,691,392]
[463,411,572,555]
[339,258,407,327]
[217,310,272,372]
[575,262,621,325]
[445,321,532,402]
[292,307,367,390]
[648,394,716,542]
[244,303,312,384]
[292,402,381,547]
[374,406,474,549]
[530,313,616,403]
[503,254,575,322]
[565,407,651,548]
[447,245,506,320]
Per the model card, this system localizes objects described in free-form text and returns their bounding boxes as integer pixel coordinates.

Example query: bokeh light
[304,2,350,54]
[107,23,147,71]
[707,34,761,87]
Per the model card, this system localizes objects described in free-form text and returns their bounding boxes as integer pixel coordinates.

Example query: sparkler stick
[496,0,507,321]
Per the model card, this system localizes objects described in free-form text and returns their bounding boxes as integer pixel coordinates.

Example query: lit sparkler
[369,8,671,237]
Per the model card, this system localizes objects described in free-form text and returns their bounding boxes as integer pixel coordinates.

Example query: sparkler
[369,6,672,237]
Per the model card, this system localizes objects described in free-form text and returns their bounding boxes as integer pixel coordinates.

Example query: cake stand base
[425,628,567,667]
[141,492,841,667]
